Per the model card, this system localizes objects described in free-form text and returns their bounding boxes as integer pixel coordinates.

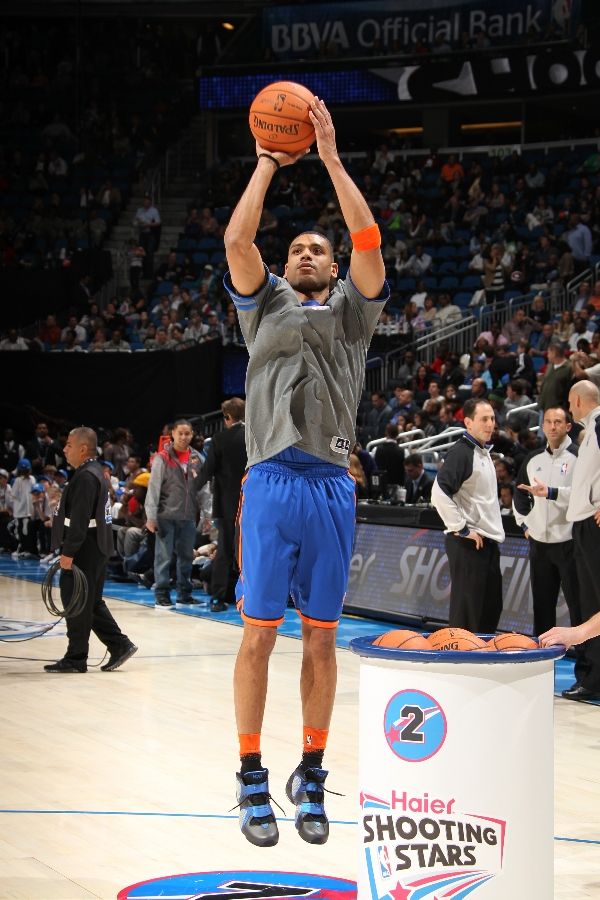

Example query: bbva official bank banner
[345,522,570,633]
[263,0,579,58]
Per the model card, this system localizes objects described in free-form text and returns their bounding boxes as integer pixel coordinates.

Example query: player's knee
[303,623,337,657]
[241,622,278,656]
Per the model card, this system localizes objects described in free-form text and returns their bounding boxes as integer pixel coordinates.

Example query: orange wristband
[351,223,381,252]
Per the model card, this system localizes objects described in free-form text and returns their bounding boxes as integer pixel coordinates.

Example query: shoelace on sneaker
[295,773,343,822]
[229,791,286,819]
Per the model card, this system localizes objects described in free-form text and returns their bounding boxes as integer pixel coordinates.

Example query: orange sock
[303,726,328,753]
[239,732,261,757]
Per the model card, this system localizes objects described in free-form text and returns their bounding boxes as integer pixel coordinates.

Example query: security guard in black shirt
[45,426,137,673]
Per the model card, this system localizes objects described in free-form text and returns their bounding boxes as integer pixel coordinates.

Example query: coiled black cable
[41,560,88,618]
[0,560,90,647]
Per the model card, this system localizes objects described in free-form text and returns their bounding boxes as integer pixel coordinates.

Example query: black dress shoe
[561,684,600,702]
[134,573,153,589]
[210,598,228,612]
[101,642,138,672]
[44,658,87,673]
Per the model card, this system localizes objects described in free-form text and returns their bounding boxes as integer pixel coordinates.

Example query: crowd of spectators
[0,421,217,597]
[0,20,191,271]
[350,286,600,505]
[0,271,244,353]
[2,44,600,359]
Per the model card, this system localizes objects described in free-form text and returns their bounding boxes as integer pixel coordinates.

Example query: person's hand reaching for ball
[309,97,338,166]
[255,141,309,168]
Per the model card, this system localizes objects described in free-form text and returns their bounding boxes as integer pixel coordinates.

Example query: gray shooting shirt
[224,264,389,467]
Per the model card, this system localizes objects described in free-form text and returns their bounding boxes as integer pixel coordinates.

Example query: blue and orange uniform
[225,263,389,629]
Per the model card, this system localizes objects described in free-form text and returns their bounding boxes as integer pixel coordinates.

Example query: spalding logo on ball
[428,627,488,651]
[249,81,316,154]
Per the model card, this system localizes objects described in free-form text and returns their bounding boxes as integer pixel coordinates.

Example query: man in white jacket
[519,381,600,702]
[513,407,579,636]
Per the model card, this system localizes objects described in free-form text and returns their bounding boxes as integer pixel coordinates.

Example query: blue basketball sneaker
[285,766,330,844]
[234,768,279,847]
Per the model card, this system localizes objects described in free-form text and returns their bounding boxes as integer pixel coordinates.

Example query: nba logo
[378,845,391,878]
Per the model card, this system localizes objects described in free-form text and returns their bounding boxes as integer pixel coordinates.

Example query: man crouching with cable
[45,426,137,673]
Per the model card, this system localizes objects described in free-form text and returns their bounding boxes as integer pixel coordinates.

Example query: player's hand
[539,625,581,649]
[308,97,338,165]
[145,519,157,533]
[60,554,73,570]
[255,142,308,169]
[517,477,548,498]
[594,508,600,527]
[455,530,483,549]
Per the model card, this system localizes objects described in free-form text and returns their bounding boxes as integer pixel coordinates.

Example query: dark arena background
[1,2,600,898]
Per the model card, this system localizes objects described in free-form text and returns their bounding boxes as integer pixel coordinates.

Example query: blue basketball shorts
[235,459,356,628]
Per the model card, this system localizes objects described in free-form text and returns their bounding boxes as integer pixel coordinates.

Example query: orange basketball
[487,633,539,651]
[372,630,431,650]
[249,81,315,154]
[427,628,487,651]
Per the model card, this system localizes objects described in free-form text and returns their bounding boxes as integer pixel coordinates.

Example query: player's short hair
[405,453,424,467]
[288,230,334,257]
[172,418,193,430]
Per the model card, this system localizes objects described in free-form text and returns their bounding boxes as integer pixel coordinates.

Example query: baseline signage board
[345,521,570,633]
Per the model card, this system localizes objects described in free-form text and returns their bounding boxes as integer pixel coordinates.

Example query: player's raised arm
[309,97,385,300]
[224,143,308,297]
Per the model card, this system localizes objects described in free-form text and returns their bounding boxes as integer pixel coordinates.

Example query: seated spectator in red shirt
[440,154,464,184]
[37,314,61,348]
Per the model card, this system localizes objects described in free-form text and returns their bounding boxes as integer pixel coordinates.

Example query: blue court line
[0,810,597,846]
[0,809,354,826]
[554,836,600,845]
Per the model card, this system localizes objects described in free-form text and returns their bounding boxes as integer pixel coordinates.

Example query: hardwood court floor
[0,575,599,899]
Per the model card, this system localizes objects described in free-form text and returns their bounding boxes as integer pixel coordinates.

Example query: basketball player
[431,398,504,632]
[224,97,388,846]
[520,380,600,702]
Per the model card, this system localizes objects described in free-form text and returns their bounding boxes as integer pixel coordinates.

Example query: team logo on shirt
[331,436,350,454]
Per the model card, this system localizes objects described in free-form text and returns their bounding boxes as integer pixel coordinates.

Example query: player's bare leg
[234,622,277,733]
[299,620,338,728]
[233,623,279,847]
[286,619,338,844]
